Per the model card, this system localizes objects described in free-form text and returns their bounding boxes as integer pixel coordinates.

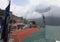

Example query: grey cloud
[35,5,51,13]
[27,5,60,26]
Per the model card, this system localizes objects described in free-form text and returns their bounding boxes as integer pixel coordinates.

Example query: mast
[42,13,45,28]
[1,0,11,42]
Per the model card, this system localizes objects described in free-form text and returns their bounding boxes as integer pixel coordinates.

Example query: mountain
[45,16,60,26]
[27,18,43,26]
[45,6,60,26]
[27,6,60,26]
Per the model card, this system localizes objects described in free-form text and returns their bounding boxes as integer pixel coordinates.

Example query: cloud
[46,0,60,7]
[10,4,26,16]
[10,0,49,18]
[0,0,8,9]
[0,0,60,19]
[26,12,42,19]
[28,0,41,6]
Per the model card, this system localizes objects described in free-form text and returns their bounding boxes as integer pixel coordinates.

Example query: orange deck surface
[11,28,39,42]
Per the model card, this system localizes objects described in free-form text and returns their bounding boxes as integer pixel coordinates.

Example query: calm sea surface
[45,25,60,41]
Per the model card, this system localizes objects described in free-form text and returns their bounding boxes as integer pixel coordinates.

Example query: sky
[0,0,60,19]
[0,0,60,41]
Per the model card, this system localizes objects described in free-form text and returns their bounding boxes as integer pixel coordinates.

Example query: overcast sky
[0,0,60,19]
[0,0,60,41]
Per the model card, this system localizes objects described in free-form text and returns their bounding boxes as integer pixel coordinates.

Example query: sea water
[45,25,60,41]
